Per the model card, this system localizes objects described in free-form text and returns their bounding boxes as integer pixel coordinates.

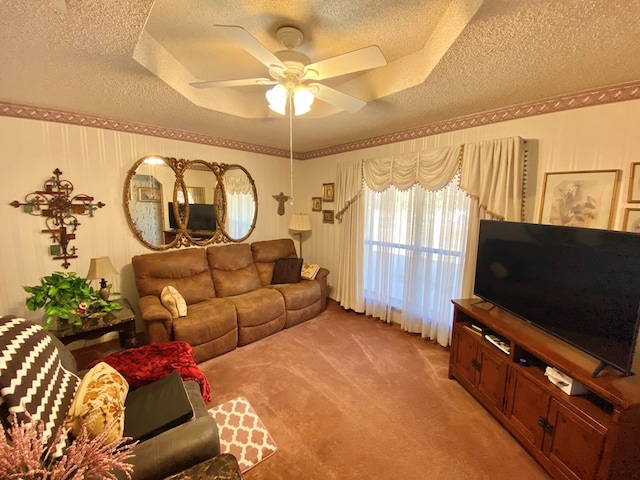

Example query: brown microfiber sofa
[131,238,329,363]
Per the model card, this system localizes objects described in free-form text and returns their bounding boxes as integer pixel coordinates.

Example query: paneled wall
[2,98,639,329]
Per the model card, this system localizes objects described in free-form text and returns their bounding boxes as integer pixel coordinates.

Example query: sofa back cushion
[251,238,298,286]
[207,243,262,297]
[132,248,216,304]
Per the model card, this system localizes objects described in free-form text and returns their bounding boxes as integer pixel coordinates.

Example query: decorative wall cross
[10,168,105,268]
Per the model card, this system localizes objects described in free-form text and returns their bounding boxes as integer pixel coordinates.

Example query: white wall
[296,99,640,292]
[2,98,639,327]
[0,117,295,328]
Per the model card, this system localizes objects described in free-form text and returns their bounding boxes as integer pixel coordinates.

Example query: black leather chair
[50,333,221,480]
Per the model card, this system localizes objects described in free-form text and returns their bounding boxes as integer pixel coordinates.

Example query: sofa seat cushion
[172,298,238,362]
[227,288,286,345]
[269,280,321,310]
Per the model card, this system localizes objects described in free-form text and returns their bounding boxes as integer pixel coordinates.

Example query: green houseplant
[23,271,121,329]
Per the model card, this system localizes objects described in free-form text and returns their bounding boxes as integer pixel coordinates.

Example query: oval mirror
[218,164,257,242]
[125,156,258,249]
[180,160,220,245]
[123,155,179,250]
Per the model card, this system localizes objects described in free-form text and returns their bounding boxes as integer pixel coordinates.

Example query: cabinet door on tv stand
[451,326,478,385]
[505,369,550,450]
[543,399,606,480]
[476,345,509,411]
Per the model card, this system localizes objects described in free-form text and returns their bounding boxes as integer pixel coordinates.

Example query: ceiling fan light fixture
[266,84,288,115]
[293,86,314,116]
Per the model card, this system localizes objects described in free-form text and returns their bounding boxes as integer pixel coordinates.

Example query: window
[363,178,470,344]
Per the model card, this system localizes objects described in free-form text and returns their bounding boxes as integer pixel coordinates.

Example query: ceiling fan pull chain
[289,91,294,206]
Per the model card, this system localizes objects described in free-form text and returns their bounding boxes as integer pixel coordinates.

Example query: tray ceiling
[1,1,640,155]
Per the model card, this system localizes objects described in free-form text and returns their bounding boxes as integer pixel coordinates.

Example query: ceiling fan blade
[309,83,367,113]
[214,25,286,70]
[304,46,386,81]
[190,78,277,88]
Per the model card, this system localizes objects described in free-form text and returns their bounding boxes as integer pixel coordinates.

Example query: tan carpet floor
[198,301,550,480]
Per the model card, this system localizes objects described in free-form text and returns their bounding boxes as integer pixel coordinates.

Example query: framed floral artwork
[627,162,640,203]
[322,210,334,224]
[622,208,640,233]
[312,197,322,211]
[538,170,620,229]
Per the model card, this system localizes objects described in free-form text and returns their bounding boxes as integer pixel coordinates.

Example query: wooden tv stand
[449,299,640,480]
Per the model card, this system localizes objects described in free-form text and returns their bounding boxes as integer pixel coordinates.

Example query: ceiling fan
[190,25,387,115]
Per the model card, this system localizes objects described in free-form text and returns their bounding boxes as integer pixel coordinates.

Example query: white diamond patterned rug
[208,396,277,473]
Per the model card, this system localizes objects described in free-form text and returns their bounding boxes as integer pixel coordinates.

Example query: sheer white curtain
[226,193,255,239]
[363,179,470,345]
[334,137,524,346]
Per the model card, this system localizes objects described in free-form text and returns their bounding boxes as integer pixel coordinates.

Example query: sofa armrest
[138,295,173,343]
[315,267,330,310]
[127,416,220,480]
[123,379,220,480]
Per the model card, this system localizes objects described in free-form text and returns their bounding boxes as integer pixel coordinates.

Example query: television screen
[474,220,640,375]
[168,202,216,231]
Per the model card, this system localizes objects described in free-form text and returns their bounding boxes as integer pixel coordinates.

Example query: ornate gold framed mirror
[123,156,258,249]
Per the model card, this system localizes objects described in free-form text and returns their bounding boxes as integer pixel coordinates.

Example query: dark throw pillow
[271,257,303,284]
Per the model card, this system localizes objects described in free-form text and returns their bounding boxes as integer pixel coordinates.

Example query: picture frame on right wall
[538,169,620,230]
[322,183,335,202]
[627,162,640,203]
[622,208,640,233]
[322,210,334,224]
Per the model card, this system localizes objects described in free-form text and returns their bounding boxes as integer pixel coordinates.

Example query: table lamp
[288,213,311,257]
[87,256,118,301]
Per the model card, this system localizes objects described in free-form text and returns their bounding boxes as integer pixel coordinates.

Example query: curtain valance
[336,136,524,222]
[362,146,462,192]
[224,169,252,194]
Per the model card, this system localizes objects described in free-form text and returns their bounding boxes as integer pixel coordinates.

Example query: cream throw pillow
[64,362,128,445]
[161,285,187,318]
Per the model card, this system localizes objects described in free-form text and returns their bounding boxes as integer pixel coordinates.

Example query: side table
[49,298,138,349]
[165,454,244,480]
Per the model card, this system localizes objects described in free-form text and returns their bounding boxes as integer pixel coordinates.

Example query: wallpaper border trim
[1,80,639,160]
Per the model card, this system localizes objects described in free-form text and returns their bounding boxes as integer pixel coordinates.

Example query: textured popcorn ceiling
[1,0,640,154]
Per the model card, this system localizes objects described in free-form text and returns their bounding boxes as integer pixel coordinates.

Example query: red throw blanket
[89,341,211,403]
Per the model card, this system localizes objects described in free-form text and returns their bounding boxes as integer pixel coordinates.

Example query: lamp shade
[266,84,288,115]
[289,213,312,232]
[293,86,314,116]
[86,256,118,281]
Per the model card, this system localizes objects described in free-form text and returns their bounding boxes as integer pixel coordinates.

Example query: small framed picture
[627,162,640,203]
[538,170,620,229]
[322,210,334,224]
[322,183,335,202]
[622,208,640,233]
[137,187,161,202]
[312,197,322,211]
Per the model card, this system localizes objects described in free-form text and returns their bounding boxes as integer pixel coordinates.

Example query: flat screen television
[473,220,640,376]
[167,202,216,231]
